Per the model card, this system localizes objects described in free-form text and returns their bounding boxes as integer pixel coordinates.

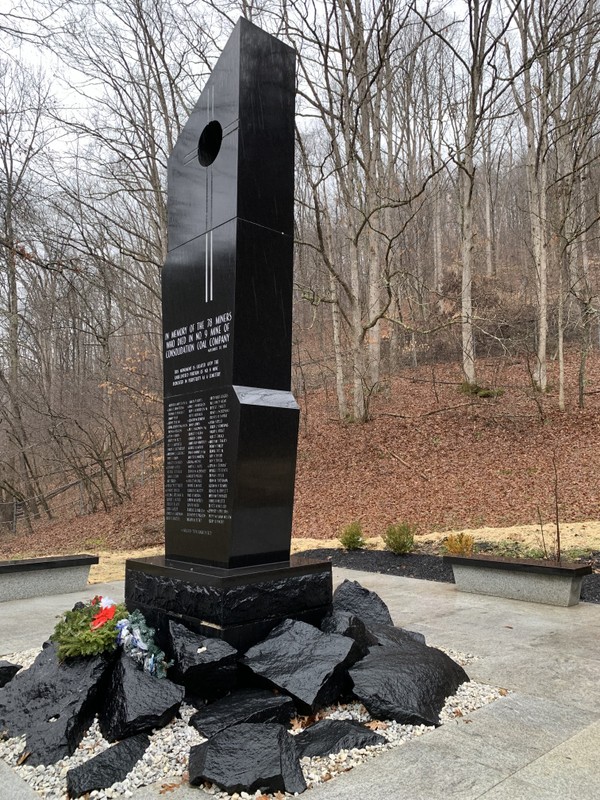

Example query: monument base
[124,555,332,652]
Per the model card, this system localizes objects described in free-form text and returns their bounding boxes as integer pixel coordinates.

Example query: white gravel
[0,647,507,799]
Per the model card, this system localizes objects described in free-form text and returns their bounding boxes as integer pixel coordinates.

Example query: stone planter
[443,554,592,607]
[0,554,99,603]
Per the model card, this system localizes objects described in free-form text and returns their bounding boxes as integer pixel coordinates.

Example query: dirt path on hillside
[88,520,600,583]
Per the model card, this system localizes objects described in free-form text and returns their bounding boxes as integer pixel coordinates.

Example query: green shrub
[484,540,546,560]
[459,382,504,399]
[383,522,415,555]
[338,521,366,551]
[477,387,504,398]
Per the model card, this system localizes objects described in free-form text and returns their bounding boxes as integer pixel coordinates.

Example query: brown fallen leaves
[365,720,388,730]
[4,352,600,559]
[289,708,330,731]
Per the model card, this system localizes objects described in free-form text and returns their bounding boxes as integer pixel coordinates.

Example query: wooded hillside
[1,353,599,558]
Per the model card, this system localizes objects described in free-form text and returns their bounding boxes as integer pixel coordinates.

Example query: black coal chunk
[332,580,394,627]
[242,619,359,712]
[349,639,469,726]
[98,651,184,742]
[0,643,111,765]
[66,733,149,797]
[321,609,378,657]
[368,624,426,648]
[0,660,21,688]
[189,722,306,795]
[294,719,385,758]
[168,621,237,700]
[189,688,294,738]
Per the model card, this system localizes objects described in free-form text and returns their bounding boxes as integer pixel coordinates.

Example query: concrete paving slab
[503,719,600,796]
[470,649,600,711]
[0,759,39,799]
[477,776,574,799]
[305,729,509,800]
[423,693,600,773]
[305,692,600,799]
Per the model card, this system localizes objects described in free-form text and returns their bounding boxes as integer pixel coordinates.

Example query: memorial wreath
[50,595,171,677]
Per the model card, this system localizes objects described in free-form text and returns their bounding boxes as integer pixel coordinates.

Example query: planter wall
[443,554,592,607]
[0,554,99,603]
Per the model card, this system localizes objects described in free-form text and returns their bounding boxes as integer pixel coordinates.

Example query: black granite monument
[125,19,332,651]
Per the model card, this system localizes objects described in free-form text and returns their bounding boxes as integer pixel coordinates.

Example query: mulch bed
[301,548,600,605]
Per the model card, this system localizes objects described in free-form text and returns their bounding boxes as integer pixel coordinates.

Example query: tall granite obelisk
[125,19,331,650]
[161,19,298,569]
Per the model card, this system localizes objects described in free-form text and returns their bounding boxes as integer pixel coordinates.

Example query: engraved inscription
[165,310,232,360]
[165,310,233,394]
[208,392,229,525]
[173,359,221,388]
[165,401,186,521]
[187,396,208,523]
[164,392,232,530]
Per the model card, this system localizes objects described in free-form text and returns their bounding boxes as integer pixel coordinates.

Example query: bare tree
[416,0,522,386]
[0,58,56,526]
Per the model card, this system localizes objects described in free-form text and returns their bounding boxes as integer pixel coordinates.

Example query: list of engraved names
[165,392,231,531]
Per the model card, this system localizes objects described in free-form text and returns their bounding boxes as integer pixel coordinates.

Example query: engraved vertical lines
[205,233,209,303]
[210,230,214,301]
[205,231,214,303]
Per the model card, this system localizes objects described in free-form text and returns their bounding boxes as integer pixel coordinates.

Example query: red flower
[91,595,102,606]
[91,604,116,630]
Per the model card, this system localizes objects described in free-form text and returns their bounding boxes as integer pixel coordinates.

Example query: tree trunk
[484,170,496,278]
[460,163,476,385]
[558,257,565,411]
[329,271,348,420]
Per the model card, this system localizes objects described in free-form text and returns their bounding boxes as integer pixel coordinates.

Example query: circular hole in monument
[198,120,223,167]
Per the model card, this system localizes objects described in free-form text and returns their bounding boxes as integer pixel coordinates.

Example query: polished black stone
[163,221,295,395]
[66,734,150,798]
[0,554,98,574]
[163,383,298,568]
[349,640,469,727]
[241,619,360,713]
[126,22,327,646]
[293,719,385,758]
[125,557,332,652]
[98,652,184,743]
[189,688,295,738]
[0,643,112,765]
[161,18,297,569]
[188,723,306,795]
[166,25,295,248]
[0,660,21,687]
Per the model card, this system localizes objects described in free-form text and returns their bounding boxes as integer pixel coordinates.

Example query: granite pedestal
[125,556,332,652]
